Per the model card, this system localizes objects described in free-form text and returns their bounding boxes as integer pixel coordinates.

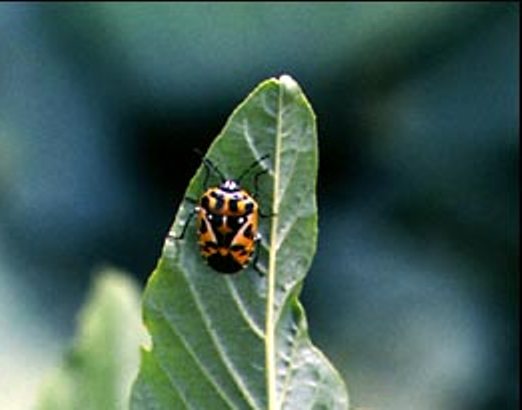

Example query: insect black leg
[252,165,276,217]
[252,169,268,199]
[201,162,211,191]
[168,207,198,240]
[252,236,265,277]
[193,148,226,184]
[259,208,276,218]
[238,154,270,186]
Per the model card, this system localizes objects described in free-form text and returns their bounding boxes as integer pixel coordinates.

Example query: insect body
[172,154,269,274]
[196,180,260,273]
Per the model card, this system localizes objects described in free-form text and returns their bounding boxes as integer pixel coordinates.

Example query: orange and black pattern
[196,186,259,273]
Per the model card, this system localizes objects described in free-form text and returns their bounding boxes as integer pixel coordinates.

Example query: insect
[170,152,270,274]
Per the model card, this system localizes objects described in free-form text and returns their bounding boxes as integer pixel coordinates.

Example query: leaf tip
[278,74,298,90]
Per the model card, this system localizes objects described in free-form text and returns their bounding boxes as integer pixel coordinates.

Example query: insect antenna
[193,148,226,182]
[237,154,270,184]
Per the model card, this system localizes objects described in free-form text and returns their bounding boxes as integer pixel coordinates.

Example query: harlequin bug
[170,152,270,274]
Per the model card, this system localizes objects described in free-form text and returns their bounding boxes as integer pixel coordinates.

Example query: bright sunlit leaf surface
[131,75,348,409]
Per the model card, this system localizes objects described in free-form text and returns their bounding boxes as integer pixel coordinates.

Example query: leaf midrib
[265,78,285,410]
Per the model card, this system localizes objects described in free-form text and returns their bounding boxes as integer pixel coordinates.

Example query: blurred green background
[0,3,518,410]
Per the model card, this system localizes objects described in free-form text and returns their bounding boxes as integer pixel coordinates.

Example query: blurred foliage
[0,3,518,410]
[36,269,147,410]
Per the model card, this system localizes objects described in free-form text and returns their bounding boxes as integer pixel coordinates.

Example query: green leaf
[131,75,348,409]
[36,269,147,410]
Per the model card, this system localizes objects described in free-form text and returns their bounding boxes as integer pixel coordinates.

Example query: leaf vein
[266,79,284,410]
[179,268,261,410]
[275,211,307,252]
[275,150,299,213]
[243,118,275,176]
[277,327,301,409]
[225,278,265,340]
[159,312,243,409]
[152,349,196,410]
